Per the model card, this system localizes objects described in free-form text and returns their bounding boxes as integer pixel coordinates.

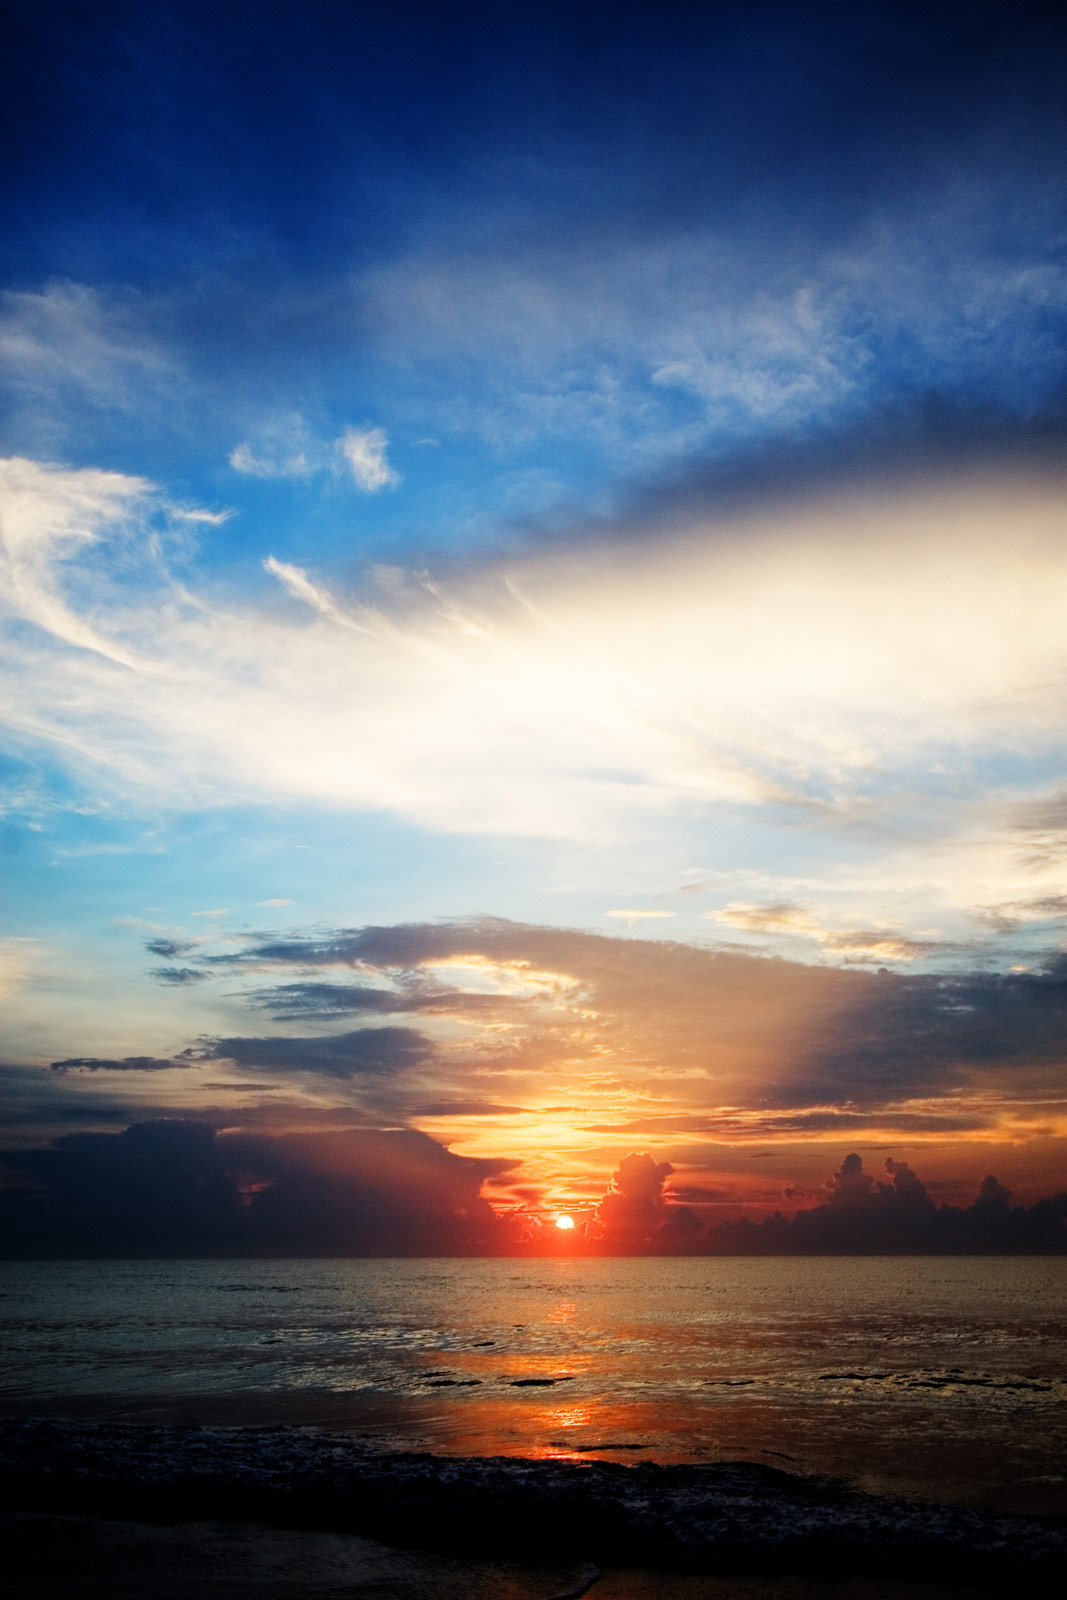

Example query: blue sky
[2,2,1067,1234]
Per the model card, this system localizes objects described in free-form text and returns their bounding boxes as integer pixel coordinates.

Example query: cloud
[0,1120,518,1257]
[189,919,1067,1150]
[338,427,398,491]
[701,1154,1067,1255]
[191,1027,434,1080]
[0,283,172,431]
[227,415,320,479]
[23,912,1064,1208]
[596,1151,675,1243]
[247,980,512,1018]
[0,455,151,667]
[228,420,397,489]
[170,507,234,526]
[149,967,210,985]
[411,1099,527,1118]
[4,1122,1061,1258]
[50,1056,187,1074]
[359,158,1067,472]
[5,456,1067,895]
[144,939,199,959]
[712,901,941,962]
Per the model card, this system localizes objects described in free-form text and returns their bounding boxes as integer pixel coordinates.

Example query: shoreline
[3,1418,1065,1590]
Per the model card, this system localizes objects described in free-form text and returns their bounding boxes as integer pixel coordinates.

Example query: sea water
[2,1255,1065,1513]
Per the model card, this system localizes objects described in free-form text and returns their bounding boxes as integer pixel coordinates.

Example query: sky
[1,0,1066,1253]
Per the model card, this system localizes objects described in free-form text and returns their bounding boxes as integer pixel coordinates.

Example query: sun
[554,1213,575,1231]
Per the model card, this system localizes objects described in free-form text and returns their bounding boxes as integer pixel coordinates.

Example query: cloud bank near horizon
[5,918,1065,1223]
[1,1120,1062,1259]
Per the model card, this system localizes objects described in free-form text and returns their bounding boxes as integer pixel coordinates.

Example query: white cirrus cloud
[2,455,1067,933]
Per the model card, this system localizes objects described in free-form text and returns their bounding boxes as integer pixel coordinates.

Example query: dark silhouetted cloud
[0,1120,519,1258]
[703,1154,1067,1256]
[2,1124,1064,1258]
[597,1151,675,1245]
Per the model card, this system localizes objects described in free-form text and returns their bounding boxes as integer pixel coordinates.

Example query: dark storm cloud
[192,1028,433,1079]
[150,966,210,985]
[144,939,198,959]
[0,1120,519,1258]
[2,1123,1062,1258]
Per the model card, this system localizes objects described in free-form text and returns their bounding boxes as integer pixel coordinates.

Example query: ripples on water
[2,1256,1065,1512]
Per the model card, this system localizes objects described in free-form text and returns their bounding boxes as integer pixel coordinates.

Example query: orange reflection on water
[545,1405,592,1431]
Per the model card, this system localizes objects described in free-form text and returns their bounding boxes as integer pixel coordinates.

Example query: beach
[2,1417,1065,1596]
[3,1510,1050,1600]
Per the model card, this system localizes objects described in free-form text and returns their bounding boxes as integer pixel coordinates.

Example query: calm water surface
[2,1256,1065,1513]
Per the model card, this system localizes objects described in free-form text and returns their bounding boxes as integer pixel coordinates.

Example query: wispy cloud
[0,283,171,417]
[711,901,941,963]
[2,456,1067,953]
[359,172,1067,465]
[229,418,398,490]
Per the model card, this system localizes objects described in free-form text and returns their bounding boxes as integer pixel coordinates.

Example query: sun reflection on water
[546,1405,591,1431]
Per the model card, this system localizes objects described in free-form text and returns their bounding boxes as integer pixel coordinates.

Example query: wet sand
[3,1418,1064,1596]
[4,1512,1012,1600]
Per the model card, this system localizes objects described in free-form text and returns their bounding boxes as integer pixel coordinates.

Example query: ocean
[3,1255,1065,1515]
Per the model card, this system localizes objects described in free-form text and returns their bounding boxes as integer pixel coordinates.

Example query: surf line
[544,1562,602,1600]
